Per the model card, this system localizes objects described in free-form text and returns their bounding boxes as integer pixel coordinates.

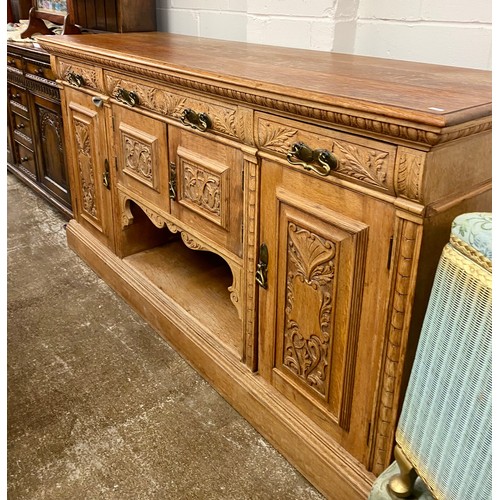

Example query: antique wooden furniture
[37,32,492,499]
[21,0,156,37]
[7,40,72,216]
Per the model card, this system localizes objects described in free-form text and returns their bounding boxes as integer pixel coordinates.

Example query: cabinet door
[168,125,244,258]
[112,103,169,214]
[258,158,395,465]
[62,87,114,249]
[32,94,71,210]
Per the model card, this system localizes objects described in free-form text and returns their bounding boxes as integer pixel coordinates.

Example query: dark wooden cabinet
[7,41,72,217]
[72,0,156,32]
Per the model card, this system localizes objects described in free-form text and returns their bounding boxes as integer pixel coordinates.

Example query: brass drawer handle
[67,71,84,87]
[12,92,21,99]
[21,156,29,162]
[286,142,337,177]
[35,68,44,76]
[16,123,25,129]
[115,88,139,107]
[8,59,17,66]
[181,108,211,132]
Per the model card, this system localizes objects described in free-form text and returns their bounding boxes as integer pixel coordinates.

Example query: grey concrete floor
[7,172,325,500]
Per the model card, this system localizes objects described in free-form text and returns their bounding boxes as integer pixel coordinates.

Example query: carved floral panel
[74,120,97,219]
[121,132,157,190]
[282,222,337,398]
[177,151,229,229]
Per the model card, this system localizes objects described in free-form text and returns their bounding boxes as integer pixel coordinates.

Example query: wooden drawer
[7,53,23,72]
[12,114,33,147]
[104,70,244,141]
[256,112,398,195]
[25,57,56,82]
[58,58,103,92]
[15,142,37,178]
[8,85,30,118]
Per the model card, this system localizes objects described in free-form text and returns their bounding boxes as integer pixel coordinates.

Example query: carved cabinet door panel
[62,87,114,250]
[258,158,395,466]
[32,94,71,209]
[112,104,170,214]
[168,125,244,258]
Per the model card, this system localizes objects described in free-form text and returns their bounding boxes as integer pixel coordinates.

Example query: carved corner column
[370,211,424,475]
[242,148,260,370]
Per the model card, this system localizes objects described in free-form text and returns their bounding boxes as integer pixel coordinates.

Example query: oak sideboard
[37,32,492,499]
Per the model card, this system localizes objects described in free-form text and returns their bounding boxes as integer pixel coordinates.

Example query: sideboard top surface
[37,32,491,129]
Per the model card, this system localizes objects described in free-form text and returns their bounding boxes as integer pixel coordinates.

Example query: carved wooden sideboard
[37,33,492,499]
[7,40,71,216]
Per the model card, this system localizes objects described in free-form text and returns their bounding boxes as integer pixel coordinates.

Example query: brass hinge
[102,159,111,190]
[256,243,268,289]
[387,236,394,270]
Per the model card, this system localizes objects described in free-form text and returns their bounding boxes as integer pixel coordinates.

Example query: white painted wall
[155,0,492,70]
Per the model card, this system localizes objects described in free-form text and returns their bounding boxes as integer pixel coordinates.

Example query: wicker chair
[369,212,492,500]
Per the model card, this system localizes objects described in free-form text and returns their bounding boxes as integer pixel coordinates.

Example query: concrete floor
[7,172,325,500]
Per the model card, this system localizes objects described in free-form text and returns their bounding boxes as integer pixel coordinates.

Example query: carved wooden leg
[388,444,418,498]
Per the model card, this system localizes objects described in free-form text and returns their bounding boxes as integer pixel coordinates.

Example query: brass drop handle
[115,88,139,107]
[286,142,337,177]
[16,123,25,129]
[21,156,29,162]
[255,243,269,289]
[12,92,21,99]
[67,71,84,87]
[102,159,111,189]
[35,68,44,75]
[181,108,211,132]
[8,59,16,66]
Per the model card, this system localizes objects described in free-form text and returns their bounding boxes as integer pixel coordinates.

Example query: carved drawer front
[12,114,33,146]
[169,125,244,258]
[256,112,397,194]
[8,85,30,118]
[113,104,170,214]
[16,142,37,179]
[58,58,103,92]
[104,71,243,141]
[25,57,56,83]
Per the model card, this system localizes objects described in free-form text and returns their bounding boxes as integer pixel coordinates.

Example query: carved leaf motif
[334,141,389,187]
[208,105,237,136]
[258,123,297,152]
[397,152,423,201]
[287,223,336,288]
